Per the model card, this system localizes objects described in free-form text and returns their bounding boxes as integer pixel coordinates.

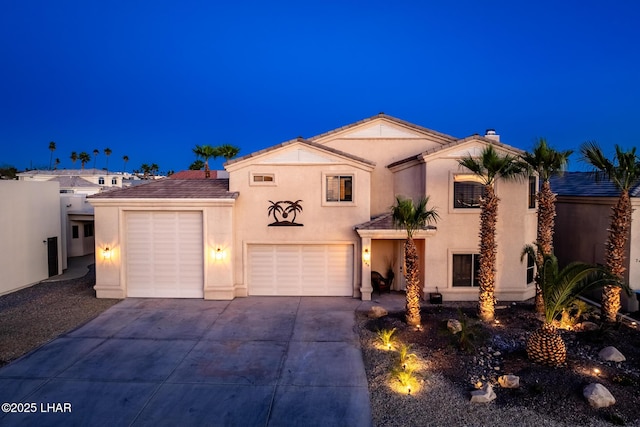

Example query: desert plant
[558,299,592,330]
[458,145,528,322]
[391,196,439,326]
[391,365,418,394]
[581,142,640,322]
[376,328,397,350]
[396,343,418,370]
[521,138,573,314]
[452,309,485,353]
[523,250,626,366]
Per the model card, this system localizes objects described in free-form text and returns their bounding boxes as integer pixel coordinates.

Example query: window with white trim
[326,175,353,202]
[98,177,105,185]
[250,173,276,186]
[453,175,485,209]
[528,176,537,209]
[452,254,480,287]
[526,252,535,284]
[112,177,118,185]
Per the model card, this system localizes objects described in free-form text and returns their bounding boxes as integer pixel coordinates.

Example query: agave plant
[521,245,627,366]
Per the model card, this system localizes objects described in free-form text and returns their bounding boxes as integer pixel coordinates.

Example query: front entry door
[47,237,58,277]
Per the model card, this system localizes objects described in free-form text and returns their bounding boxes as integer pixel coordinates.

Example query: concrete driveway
[0,297,375,426]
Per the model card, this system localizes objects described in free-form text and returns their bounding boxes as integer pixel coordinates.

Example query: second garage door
[125,211,204,298]
[248,244,353,296]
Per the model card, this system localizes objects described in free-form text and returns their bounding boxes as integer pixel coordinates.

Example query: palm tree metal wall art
[268,200,303,226]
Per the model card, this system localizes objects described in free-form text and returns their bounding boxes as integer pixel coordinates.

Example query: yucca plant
[397,343,418,370]
[376,328,397,350]
[521,246,627,366]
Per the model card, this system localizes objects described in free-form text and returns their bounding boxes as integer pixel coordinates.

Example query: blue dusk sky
[1,0,639,174]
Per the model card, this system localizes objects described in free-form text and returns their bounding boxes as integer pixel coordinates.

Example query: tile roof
[88,178,238,199]
[169,170,212,179]
[550,172,640,197]
[387,136,523,169]
[48,176,101,188]
[354,213,437,231]
[225,137,375,168]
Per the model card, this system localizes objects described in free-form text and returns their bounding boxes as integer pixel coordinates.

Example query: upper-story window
[453,175,485,209]
[528,176,537,209]
[250,173,276,186]
[112,177,118,185]
[98,177,105,185]
[326,175,353,202]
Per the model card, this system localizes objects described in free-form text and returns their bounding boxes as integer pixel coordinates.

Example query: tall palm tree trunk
[535,180,556,313]
[478,185,498,322]
[603,190,632,322]
[404,237,421,326]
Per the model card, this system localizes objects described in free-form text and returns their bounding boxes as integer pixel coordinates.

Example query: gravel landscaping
[358,300,640,426]
[3,269,639,426]
[0,265,119,367]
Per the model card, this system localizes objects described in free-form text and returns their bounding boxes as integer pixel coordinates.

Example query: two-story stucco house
[89,114,537,302]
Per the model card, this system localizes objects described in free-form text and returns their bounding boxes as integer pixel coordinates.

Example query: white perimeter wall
[0,181,62,295]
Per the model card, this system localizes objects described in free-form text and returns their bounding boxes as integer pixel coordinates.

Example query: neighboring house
[0,181,62,296]
[17,169,131,193]
[89,114,537,301]
[551,172,640,312]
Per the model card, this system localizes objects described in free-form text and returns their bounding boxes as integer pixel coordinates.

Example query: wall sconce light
[213,247,226,261]
[362,248,371,266]
[102,247,111,259]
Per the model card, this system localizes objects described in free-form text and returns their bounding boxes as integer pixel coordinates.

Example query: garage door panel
[126,211,203,298]
[248,244,352,296]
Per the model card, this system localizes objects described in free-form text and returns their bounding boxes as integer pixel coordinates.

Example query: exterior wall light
[102,247,111,259]
[213,247,226,261]
[363,248,371,266]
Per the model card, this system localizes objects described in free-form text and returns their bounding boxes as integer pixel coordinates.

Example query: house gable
[309,113,456,145]
[226,138,375,172]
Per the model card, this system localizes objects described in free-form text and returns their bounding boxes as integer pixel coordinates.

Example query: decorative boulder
[447,319,462,334]
[470,383,497,403]
[368,306,388,319]
[583,383,615,408]
[498,375,520,389]
[598,346,626,362]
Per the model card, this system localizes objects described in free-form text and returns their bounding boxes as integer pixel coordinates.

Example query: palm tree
[70,151,78,168]
[78,152,91,170]
[104,148,112,172]
[140,163,151,179]
[93,149,99,170]
[193,144,218,178]
[581,142,640,322]
[215,144,241,161]
[458,145,527,322]
[189,159,205,170]
[521,138,573,313]
[122,155,129,172]
[391,196,440,326]
[54,158,60,170]
[522,247,622,366]
[48,141,56,170]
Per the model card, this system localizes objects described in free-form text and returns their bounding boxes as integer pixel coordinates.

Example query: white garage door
[248,244,353,296]
[125,211,204,298]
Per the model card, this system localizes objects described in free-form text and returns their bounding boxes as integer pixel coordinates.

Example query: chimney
[484,129,500,142]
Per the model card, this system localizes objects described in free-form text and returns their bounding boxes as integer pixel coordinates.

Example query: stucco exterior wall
[555,196,639,311]
[90,199,236,299]
[421,152,537,302]
[228,159,372,295]
[316,127,444,215]
[0,181,62,295]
